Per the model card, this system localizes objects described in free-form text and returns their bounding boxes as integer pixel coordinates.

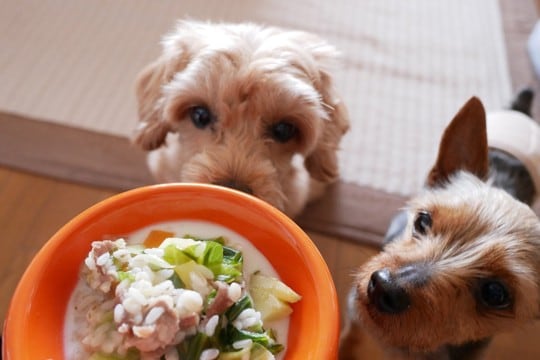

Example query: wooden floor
[1,166,540,358]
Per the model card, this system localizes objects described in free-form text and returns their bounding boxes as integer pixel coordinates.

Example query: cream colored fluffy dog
[133,20,349,217]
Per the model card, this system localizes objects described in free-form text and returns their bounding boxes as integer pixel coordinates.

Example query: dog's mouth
[188,174,286,211]
[212,179,255,195]
[217,178,286,211]
[179,152,287,211]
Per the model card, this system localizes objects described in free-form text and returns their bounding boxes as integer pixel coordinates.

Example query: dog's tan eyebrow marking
[427,204,491,245]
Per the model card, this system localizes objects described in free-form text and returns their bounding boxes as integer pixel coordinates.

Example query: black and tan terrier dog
[340,91,540,359]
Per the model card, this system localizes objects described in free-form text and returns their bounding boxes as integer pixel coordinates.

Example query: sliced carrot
[143,230,175,248]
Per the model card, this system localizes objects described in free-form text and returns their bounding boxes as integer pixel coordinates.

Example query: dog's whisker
[321,101,335,112]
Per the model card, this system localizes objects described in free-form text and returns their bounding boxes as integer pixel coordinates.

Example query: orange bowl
[3,183,339,359]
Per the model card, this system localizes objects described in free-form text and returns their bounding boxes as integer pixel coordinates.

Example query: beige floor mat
[0,0,511,198]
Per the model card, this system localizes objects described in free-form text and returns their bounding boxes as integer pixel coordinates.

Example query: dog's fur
[340,95,540,359]
[133,20,349,217]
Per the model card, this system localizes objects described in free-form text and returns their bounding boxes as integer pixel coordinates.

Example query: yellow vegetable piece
[249,273,300,322]
[250,289,293,322]
[249,273,301,303]
[175,260,213,290]
[251,343,275,360]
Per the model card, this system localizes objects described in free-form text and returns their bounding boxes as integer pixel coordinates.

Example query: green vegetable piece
[169,237,243,283]
[177,332,209,359]
[265,343,284,355]
[117,271,134,282]
[225,326,281,353]
[231,328,272,345]
[204,289,218,311]
[182,242,207,262]
[202,241,224,274]
[223,245,241,259]
[225,295,252,321]
[169,271,185,289]
[216,246,243,283]
[163,244,193,265]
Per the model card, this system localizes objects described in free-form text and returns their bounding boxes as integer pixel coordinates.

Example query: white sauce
[64,220,290,359]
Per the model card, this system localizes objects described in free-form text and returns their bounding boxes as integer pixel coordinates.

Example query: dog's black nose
[367,269,410,314]
[214,180,253,195]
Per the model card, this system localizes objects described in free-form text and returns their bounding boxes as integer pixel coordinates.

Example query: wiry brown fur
[341,97,540,359]
[133,20,349,217]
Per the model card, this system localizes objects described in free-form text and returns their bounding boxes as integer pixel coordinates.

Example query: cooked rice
[67,236,273,359]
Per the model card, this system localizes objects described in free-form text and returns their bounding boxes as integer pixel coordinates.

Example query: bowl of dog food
[3,183,339,359]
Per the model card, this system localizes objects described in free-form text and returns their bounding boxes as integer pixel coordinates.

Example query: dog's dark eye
[413,211,432,236]
[189,106,213,129]
[270,121,298,143]
[478,279,511,309]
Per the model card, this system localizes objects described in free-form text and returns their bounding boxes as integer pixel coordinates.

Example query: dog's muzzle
[213,179,254,195]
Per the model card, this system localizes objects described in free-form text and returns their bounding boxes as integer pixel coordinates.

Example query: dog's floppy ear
[133,56,175,150]
[133,32,193,151]
[427,96,489,187]
[304,53,350,183]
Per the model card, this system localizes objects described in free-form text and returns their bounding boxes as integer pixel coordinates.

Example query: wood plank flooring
[1,167,539,358]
